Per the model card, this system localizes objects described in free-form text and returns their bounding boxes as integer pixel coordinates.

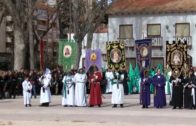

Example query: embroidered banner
[135,39,152,69]
[166,40,188,78]
[58,39,77,72]
[106,41,126,70]
[85,49,102,72]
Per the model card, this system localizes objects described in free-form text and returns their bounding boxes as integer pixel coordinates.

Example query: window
[119,25,133,39]
[147,24,161,37]
[175,23,190,36]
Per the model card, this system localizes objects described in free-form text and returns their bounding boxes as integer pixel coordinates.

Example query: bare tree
[57,0,114,68]
[2,0,28,70]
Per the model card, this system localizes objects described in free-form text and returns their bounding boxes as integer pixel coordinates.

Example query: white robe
[111,72,124,104]
[22,80,32,105]
[105,71,113,93]
[62,75,75,106]
[39,74,52,104]
[74,73,87,106]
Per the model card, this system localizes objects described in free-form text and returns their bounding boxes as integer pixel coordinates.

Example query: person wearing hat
[74,68,87,107]
[22,75,32,107]
[39,68,52,107]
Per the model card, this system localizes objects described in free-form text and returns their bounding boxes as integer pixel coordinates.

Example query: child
[22,75,32,107]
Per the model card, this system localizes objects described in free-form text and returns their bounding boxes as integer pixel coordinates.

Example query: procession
[0,62,196,110]
[2,0,196,126]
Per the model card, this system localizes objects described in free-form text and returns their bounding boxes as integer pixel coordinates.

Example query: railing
[118,38,135,48]
[174,36,192,48]
[150,37,163,47]
[119,37,163,48]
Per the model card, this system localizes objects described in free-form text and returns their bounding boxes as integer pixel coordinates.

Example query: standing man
[141,70,151,108]
[170,74,183,109]
[152,69,166,108]
[22,75,32,107]
[62,70,75,107]
[39,68,52,107]
[74,68,87,107]
[89,66,102,107]
[111,70,124,108]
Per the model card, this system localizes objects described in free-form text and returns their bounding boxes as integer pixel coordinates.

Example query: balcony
[174,36,192,49]
[6,26,14,32]
[6,16,13,22]
[118,38,135,50]
[146,36,163,49]
[6,36,13,43]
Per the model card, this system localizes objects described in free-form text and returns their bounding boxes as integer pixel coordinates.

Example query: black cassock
[183,75,194,109]
[170,75,183,109]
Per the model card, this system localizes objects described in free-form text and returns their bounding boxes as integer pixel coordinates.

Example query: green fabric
[164,68,171,95]
[128,64,135,94]
[134,64,140,93]
[155,64,163,74]
[58,39,77,72]
[149,68,155,93]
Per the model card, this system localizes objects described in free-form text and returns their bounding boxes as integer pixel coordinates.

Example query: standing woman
[141,70,151,108]
[62,70,75,107]
[22,75,32,107]
[74,68,87,107]
[111,70,124,108]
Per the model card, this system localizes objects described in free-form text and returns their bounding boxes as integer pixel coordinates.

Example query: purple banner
[85,49,102,72]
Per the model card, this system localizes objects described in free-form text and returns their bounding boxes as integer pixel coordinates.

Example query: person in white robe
[74,68,87,107]
[111,70,124,108]
[105,69,113,93]
[22,76,32,107]
[62,71,75,107]
[39,68,52,107]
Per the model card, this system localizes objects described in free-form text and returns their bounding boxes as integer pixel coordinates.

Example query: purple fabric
[152,74,166,108]
[85,49,102,72]
[141,78,151,106]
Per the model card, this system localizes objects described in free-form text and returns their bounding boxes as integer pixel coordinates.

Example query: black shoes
[120,104,124,108]
[112,104,124,108]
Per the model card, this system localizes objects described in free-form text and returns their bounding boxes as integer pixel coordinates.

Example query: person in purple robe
[152,69,166,108]
[141,70,151,108]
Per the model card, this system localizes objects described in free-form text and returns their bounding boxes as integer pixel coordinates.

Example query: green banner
[58,39,77,72]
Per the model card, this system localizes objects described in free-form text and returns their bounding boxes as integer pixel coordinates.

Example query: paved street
[0,94,196,126]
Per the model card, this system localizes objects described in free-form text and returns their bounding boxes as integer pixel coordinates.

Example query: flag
[85,49,102,72]
[106,41,126,71]
[128,64,135,94]
[58,39,77,72]
[135,39,152,69]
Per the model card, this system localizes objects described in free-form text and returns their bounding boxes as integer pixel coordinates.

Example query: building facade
[106,0,196,68]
